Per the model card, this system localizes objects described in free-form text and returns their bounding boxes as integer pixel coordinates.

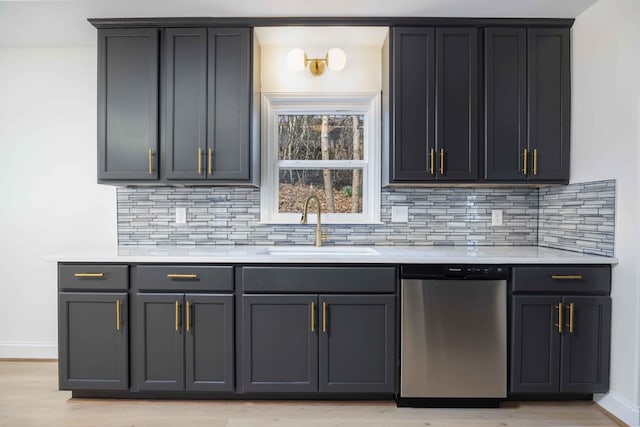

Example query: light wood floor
[0,361,623,427]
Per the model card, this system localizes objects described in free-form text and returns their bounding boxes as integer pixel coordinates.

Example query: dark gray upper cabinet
[391,27,478,183]
[164,28,251,182]
[59,292,129,390]
[98,28,159,181]
[318,294,395,393]
[485,27,570,182]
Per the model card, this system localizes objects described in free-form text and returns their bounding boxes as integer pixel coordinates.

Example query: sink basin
[262,247,380,257]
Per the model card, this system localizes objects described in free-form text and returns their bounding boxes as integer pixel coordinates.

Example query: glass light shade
[327,48,347,71]
[286,48,306,72]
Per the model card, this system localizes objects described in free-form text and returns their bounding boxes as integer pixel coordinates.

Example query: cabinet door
[435,27,478,181]
[98,28,159,181]
[318,295,395,393]
[242,295,318,392]
[511,296,561,393]
[164,28,207,180]
[561,296,611,393]
[391,27,436,181]
[185,294,234,392]
[207,28,251,181]
[528,28,570,182]
[58,293,128,390]
[136,294,185,391]
[484,28,527,181]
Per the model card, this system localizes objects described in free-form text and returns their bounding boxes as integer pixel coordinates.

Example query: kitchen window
[260,93,381,224]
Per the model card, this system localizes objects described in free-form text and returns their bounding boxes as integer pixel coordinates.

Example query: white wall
[260,44,382,92]
[0,47,116,358]
[571,0,640,424]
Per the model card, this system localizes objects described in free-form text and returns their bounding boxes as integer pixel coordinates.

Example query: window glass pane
[278,169,363,214]
[278,114,364,161]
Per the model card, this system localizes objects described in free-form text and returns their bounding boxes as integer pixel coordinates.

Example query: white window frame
[260,92,381,224]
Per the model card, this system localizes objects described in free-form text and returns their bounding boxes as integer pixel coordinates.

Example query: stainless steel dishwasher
[399,265,508,405]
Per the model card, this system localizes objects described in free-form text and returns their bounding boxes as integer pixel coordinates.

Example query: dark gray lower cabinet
[511,295,611,393]
[242,294,395,394]
[59,292,128,390]
[136,293,234,391]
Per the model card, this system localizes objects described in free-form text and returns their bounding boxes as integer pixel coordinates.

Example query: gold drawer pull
[533,148,538,176]
[186,301,192,332]
[551,275,583,280]
[522,148,528,175]
[439,148,445,175]
[166,274,199,279]
[208,148,213,175]
[175,301,180,332]
[429,148,435,176]
[310,302,315,333]
[567,303,574,334]
[74,273,105,278]
[197,148,203,175]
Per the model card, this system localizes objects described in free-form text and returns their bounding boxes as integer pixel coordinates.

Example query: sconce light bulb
[327,47,347,72]
[287,48,306,72]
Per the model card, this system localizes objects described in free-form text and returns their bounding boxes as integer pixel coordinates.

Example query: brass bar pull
[186,301,192,332]
[533,149,538,176]
[175,301,180,332]
[116,300,121,331]
[429,148,435,176]
[148,148,154,175]
[568,303,575,334]
[555,303,563,333]
[322,302,327,333]
[310,302,315,332]
[208,148,213,175]
[166,274,199,279]
[439,148,445,175]
[551,275,583,280]
[522,149,528,175]
[197,148,203,175]
[73,273,105,278]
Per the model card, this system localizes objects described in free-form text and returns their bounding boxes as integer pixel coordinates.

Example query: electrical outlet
[175,207,187,224]
[491,209,503,226]
[391,206,409,223]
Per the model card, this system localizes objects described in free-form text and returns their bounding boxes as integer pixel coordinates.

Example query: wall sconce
[286,47,347,76]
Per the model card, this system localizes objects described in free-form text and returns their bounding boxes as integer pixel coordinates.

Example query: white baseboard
[0,341,57,359]
[595,392,640,427]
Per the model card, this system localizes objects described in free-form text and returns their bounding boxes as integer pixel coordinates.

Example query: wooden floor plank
[0,361,622,426]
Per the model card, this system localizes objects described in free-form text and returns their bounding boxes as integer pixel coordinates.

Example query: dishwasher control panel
[401,265,509,280]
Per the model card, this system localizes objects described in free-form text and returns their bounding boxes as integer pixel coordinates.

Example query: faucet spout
[301,195,323,247]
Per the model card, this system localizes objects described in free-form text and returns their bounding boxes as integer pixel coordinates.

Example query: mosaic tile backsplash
[538,180,615,257]
[117,179,615,256]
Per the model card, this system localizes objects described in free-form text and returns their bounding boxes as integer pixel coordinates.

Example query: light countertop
[46,245,617,265]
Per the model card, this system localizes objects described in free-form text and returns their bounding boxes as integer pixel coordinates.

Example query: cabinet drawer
[241,267,397,293]
[136,265,233,291]
[512,266,610,294]
[59,264,128,291]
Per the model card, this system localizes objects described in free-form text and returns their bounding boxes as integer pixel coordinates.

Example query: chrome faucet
[300,195,326,247]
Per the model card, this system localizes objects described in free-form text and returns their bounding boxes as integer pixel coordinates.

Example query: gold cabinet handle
[310,302,315,332]
[148,148,154,175]
[166,274,199,280]
[186,301,192,332]
[73,273,105,278]
[429,148,435,176]
[439,148,445,175]
[116,300,121,331]
[533,148,538,176]
[555,303,563,333]
[197,148,203,175]
[551,275,583,280]
[322,302,327,333]
[522,149,528,175]
[175,301,180,332]
[208,148,213,175]
[567,302,574,334]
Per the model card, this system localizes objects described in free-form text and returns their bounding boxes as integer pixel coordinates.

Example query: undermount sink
[262,247,380,257]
